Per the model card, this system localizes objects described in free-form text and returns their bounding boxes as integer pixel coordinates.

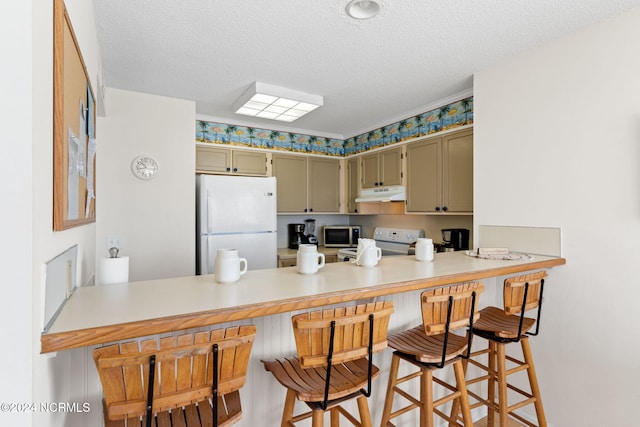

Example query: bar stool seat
[380,282,484,427]
[262,301,394,427]
[457,271,548,427]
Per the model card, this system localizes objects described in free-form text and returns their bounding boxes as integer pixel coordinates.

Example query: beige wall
[474,7,640,426]
[96,88,196,283]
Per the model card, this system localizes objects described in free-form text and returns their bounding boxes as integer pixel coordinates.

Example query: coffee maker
[440,228,470,251]
[288,223,308,249]
[304,218,318,245]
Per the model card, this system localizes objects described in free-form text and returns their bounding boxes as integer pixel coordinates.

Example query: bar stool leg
[311,408,324,427]
[487,341,497,426]
[421,368,433,427]
[330,407,340,426]
[453,359,474,427]
[281,389,296,427]
[496,343,509,427]
[380,354,401,426]
[521,337,547,427]
[357,394,373,427]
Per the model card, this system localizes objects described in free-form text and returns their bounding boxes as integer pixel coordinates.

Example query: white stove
[337,227,425,262]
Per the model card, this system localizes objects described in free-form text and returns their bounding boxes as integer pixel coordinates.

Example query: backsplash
[196,96,473,157]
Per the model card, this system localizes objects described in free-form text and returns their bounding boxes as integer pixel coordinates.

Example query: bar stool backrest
[292,301,394,369]
[421,282,484,335]
[503,271,547,315]
[93,325,256,422]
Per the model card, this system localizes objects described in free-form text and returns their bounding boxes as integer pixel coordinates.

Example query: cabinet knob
[379,182,383,186]
[442,206,448,212]
[304,208,308,212]
[226,167,230,172]
[435,207,441,211]
[309,208,313,212]
[233,168,238,172]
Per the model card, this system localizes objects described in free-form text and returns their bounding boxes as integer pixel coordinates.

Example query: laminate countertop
[41,251,565,353]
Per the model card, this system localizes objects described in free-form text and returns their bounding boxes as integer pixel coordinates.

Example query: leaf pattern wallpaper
[196,96,473,157]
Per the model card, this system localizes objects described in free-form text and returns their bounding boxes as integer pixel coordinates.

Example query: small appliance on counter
[437,228,470,252]
[304,218,318,245]
[288,223,308,249]
[323,225,361,248]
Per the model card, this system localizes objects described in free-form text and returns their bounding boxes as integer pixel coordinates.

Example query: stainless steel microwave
[323,225,361,248]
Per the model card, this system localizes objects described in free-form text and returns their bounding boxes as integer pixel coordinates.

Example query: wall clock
[131,155,159,180]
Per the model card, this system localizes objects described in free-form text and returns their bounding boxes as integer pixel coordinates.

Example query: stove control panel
[373,227,425,244]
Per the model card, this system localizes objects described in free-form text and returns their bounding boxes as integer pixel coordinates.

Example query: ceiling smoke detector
[346,0,381,20]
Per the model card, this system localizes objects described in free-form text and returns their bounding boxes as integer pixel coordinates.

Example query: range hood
[355,186,406,203]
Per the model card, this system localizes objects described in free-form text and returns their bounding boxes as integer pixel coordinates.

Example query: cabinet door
[232,150,267,175]
[347,157,359,213]
[380,147,402,187]
[196,145,231,174]
[272,154,308,213]
[443,129,473,212]
[308,157,341,213]
[361,153,379,188]
[406,138,441,212]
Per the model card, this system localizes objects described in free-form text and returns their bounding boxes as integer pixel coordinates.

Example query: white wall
[96,88,196,282]
[474,7,640,426]
[15,0,104,426]
[1,2,34,426]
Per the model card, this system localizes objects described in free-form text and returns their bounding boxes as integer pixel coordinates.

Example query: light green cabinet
[406,129,473,213]
[347,157,359,213]
[361,147,402,189]
[196,145,267,176]
[272,154,341,213]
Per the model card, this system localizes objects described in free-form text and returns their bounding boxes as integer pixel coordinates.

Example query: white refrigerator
[196,175,278,275]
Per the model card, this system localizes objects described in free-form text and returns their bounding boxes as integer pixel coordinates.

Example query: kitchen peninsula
[41,251,565,354]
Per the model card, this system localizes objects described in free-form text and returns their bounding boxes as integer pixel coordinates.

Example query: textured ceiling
[93,0,640,138]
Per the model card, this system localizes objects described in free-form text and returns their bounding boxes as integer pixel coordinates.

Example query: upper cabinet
[347,157,359,213]
[361,147,402,189]
[406,128,473,214]
[196,145,267,176]
[272,154,341,214]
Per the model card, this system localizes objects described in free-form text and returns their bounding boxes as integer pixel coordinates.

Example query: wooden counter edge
[41,257,565,353]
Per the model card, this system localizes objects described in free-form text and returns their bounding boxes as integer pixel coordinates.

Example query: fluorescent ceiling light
[233,82,323,122]
[346,0,381,20]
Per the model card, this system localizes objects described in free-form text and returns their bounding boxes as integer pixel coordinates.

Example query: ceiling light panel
[233,82,323,122]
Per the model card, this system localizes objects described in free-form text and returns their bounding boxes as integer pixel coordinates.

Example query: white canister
[355,238,382,267]
[214,249,248,283]
[296,244,325,274]
[415,238,434,262]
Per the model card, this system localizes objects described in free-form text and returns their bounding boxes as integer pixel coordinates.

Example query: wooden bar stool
[93,325,256,427]
[454,271,548,427]
[262,301,394,427]
[380,282,484,427]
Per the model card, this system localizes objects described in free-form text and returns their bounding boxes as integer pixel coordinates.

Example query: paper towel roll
[98,256,129,285]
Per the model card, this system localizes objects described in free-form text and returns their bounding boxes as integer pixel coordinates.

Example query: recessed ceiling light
[346,0,381,20]
[233,82,323,122]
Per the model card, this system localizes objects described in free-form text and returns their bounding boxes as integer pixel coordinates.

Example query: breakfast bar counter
[41,251,565,353]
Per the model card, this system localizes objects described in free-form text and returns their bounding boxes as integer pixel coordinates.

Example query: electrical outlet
[107,235,121,250]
